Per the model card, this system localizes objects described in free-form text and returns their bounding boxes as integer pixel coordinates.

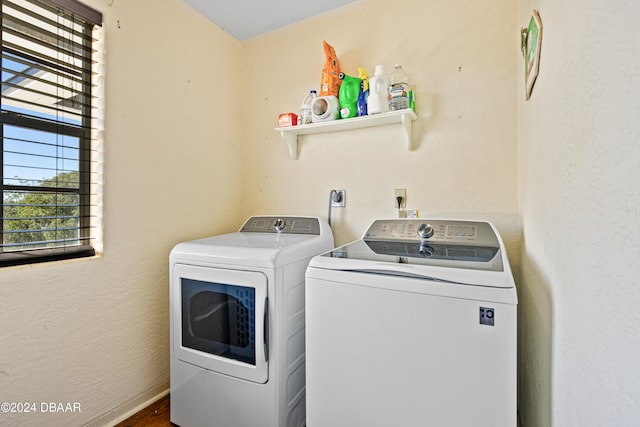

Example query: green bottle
[338,72,361,119]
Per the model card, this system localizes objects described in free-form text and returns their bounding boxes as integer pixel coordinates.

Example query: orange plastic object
[320,40,341,97]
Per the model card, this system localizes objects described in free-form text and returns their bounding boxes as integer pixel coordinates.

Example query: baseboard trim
[83,382,170,427]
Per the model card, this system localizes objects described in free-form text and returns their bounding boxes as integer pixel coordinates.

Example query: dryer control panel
[240,216,321,235]
[363,219,500,246]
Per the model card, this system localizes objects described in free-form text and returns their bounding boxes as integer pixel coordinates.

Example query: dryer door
[172,264,269,384]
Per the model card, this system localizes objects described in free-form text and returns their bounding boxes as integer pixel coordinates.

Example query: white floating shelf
[274,109,417,159]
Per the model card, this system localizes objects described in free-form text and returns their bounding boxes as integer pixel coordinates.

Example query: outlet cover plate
[394,188,407,208]
[331,190,346,207]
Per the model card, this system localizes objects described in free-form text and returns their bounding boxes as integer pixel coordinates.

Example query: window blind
[1,0,102,267]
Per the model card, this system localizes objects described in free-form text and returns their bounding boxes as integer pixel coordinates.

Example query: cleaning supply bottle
[299,90,317,125]
[388,64,409,111]
[409,88,415,112]
[338,72,361,119]
[311,96,340,122]
[357,67,369,117]
[367,65,389,115]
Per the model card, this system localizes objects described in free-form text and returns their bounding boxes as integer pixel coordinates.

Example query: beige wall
[4,0,637,425]
[0,0,242,425]
[517,0,640,425]
[241,0,519,247]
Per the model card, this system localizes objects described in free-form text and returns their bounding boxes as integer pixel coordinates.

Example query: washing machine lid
[308,219,514,288]
[170,216,334,268]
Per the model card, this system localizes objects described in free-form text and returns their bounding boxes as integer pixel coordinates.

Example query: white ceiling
[183,0,359,41]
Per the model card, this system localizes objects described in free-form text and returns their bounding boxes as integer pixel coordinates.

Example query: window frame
[0,0,101,267]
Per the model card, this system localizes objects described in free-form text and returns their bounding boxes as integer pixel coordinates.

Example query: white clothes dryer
[305,218,517,427]
[170,216,333,427]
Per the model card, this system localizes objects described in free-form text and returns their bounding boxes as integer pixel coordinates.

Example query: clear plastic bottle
[299,90,317,125]
[388,64,409,111]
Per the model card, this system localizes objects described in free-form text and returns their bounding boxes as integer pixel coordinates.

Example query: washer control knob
[417,223,434,239]
[273,218,286,232]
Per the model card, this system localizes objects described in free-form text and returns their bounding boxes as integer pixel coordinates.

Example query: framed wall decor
[521,10,543,100]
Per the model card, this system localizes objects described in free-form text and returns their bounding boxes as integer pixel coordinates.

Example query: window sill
[0,245,96,268]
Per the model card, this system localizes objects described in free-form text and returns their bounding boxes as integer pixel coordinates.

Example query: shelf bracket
[401,113,413,151]
[280,131,299,160]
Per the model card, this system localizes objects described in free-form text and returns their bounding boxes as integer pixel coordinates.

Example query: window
[1,0,102,267]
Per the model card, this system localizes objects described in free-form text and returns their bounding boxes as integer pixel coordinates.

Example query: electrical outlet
[331,190,346,207]
[394,188,406,208]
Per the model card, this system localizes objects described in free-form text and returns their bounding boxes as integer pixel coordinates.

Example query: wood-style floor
[117,394,523,427]
[115,394,173,427]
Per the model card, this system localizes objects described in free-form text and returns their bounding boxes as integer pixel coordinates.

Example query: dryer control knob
[273,218,286,232]
[417,223,434,239]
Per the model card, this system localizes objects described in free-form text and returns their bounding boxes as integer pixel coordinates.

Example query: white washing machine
[170,216,334,427]
[305,218,517,427]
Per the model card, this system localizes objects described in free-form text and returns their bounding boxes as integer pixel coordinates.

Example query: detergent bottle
[367,65,389,114]
[357,67,369,117]
[338,72,361,119]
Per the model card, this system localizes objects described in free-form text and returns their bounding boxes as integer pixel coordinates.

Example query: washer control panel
[240,216,321,235]
[363,219,499,246]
